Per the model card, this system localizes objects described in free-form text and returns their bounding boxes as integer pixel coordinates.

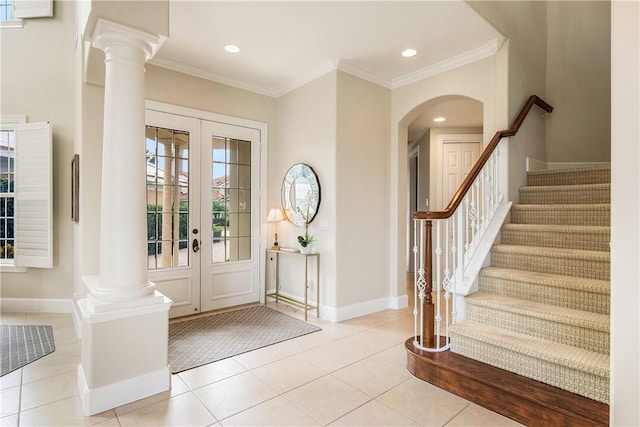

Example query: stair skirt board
[405,339,609,427]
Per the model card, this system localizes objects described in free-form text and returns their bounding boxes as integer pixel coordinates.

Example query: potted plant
[296,204,314,254]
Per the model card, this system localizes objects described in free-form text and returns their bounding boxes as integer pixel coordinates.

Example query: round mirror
[281,163,321,226]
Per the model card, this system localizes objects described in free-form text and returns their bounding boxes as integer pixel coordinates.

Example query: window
[0,0,22,29]
[211,136,252,263]
[0,127,15,264]
[1,0,53,28]
[0,117,52,271]
[145,125,190,270]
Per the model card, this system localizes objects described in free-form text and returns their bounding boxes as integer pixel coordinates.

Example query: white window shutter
[12,0,53,18]
[15,121,52,268]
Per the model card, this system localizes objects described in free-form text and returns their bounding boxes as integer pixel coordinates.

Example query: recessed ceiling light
[402,49,417,58]
[434,117,446,122]
[224,45,240,54]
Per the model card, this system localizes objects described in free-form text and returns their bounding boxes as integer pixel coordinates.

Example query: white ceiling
[150,1,502,136]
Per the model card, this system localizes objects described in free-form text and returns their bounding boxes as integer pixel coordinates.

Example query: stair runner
[450,166,610,403]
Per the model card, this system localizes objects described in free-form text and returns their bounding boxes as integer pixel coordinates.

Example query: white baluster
[413,219,422,341]
[434,220,442,349]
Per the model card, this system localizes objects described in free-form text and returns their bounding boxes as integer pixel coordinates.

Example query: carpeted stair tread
[465,293,609,353]
[491,244,609,280]
[510,204,610,226]
[450,320,609,377]
[501,224,610,251]
[519,183,610,205]
[480,267,610,296]
[478,267,610,314]
[446,166,611,403]
[491,244,610,262]
[466,292,609,333]
[449,321,610,403]
[527,166,610,186]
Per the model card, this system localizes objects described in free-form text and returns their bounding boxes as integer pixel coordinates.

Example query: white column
[78,19,171,416]
[90,19,162,301]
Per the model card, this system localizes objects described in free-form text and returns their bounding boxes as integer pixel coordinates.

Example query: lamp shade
[267,208,284,223]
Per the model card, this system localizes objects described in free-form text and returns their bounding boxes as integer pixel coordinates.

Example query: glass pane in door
[146,125,190,270]
[211,136,252,263]
[0,129,15,261]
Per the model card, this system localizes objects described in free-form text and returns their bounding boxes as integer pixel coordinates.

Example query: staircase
[449,166,610,404]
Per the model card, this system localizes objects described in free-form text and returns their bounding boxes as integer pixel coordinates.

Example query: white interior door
[442,141,481,204]
[199,121,261,312]
[145,111,262,318]
[145,111,201,318]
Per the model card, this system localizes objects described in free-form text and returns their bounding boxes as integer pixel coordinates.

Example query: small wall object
[71,154,79,222]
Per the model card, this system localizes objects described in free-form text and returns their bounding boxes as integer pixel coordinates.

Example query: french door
[145,110,262,318]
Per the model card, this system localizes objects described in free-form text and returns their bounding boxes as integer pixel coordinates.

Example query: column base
[78,364,170,417]
[83,275,157,303]
[77,289,172,416]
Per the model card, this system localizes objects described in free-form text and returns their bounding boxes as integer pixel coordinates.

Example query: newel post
[423,220,435,348]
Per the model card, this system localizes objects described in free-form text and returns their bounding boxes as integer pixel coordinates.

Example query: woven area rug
[1,325,55,377]
[168,305,320,373]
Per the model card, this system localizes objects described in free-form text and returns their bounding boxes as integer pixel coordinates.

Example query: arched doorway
[405,96,483,276]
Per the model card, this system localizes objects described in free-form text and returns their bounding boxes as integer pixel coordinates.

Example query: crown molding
[272,59,339,97]
[336,59,392,89]
[148,56,279,97]
[149,38,503,98]
[391,38,503,89]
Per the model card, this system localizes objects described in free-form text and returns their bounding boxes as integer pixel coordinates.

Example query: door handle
[192,238,200,253]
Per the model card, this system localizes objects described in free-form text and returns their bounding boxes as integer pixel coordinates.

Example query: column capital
[92,18,165,62]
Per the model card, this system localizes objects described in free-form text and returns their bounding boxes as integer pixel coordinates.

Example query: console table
[265,249,320,320]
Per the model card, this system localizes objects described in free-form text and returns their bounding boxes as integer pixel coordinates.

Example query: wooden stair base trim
[405,338,609,426]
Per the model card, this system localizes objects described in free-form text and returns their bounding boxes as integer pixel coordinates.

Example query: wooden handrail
[413,95,552,349]
[414,95,553,220]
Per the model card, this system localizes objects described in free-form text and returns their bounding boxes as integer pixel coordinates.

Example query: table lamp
[267,208,285,249]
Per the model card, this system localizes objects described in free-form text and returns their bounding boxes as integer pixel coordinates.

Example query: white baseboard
[547,161,611,170]
[325,296,406,322]
[0,298,72,313]
[78,364,170,416]
[390,294,409,309]
[526,157,548,171]
[526,157,611,171]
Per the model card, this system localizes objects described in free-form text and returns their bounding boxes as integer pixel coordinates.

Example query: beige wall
[335,71,391,310]
[546,1,610,163]
[390,55,503,302]
[273,72,337,308]
[469,1,548,201]
[85,0,169,38]
[0,1,76,300]
[610,1,640,424]
[471,1,612,169]
[145,65,276,124]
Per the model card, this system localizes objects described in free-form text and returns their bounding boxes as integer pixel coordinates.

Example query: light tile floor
[1,302,523,426]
